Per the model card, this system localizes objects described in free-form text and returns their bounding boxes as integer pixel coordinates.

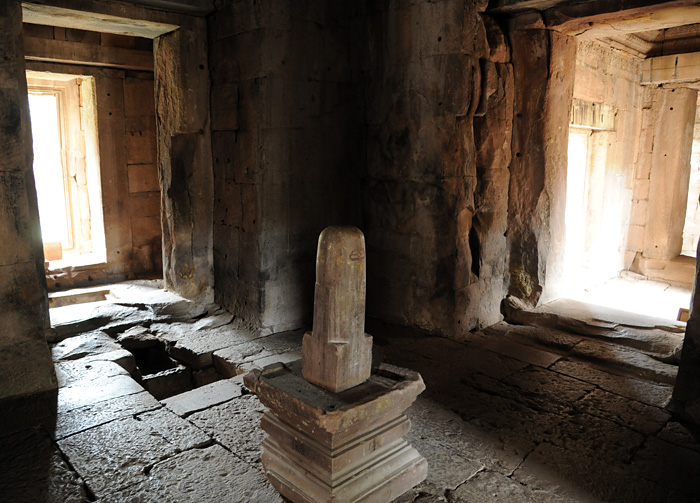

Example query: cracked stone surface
[2,284,698,503]
[188,393,266,463]
[57,416,178,497]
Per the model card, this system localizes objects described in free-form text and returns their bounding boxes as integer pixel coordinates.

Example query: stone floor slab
[188,394,266,463]
[147,444,283,503]
[58,416,177,497]
[136,407,211,451]
[55,390,161,440]
[162,376,245,417]
[551,359,674,408]
[57,374,145,414]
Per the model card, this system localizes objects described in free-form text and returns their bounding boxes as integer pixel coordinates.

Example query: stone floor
[1,281,699,502]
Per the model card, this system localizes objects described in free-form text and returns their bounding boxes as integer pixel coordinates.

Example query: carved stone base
[244,361,427,503]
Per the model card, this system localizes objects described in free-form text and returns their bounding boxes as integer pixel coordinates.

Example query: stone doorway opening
[27,71,107,270]
[558,27,700,322]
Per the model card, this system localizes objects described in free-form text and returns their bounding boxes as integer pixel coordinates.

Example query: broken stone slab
[51,331,123,361]
[189,394,267,463]
[49,303,152,342]
[245,361,427,503]
[136,407,211,451]
[58,416,179,498]
[212,341,269,377]
[237,350,302,374]
[161,324,257,369]
[162,375,245,417]
[511,442,663,503]
[193,311,234,330]
[450,469,575,503]
[116,326,161,349]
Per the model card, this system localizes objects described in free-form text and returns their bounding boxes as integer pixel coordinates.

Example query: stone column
[155,18,214,303]
[0,0,56,400]
[671,243,700,430]
[508,20,576,305]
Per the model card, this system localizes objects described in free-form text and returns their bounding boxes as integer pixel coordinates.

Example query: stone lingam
[244,226,427,503]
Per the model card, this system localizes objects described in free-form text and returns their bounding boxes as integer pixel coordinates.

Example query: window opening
[27,71,106,268]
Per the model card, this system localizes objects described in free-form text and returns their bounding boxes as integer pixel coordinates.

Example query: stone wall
[360,2,510,337]
[0,1,56,401]
[23,24,162,288]
[628,86,697,282]
[208,0,364,333]
[155,16,214,302]
[208,0,516,338]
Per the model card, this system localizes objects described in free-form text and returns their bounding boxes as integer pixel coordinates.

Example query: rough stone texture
[55,390,160,440]
[155,16,214,303]
[361,0,489,338]
[0,0,56,401]
[188,393,266,463]
[508,28,575,305]
[209,1,364,334]
[302,226,373,392]
[0,428,88,503]
[136,407,212,451]
[108,444,284,503]
[162,375,245,417]
[58,416,178,497]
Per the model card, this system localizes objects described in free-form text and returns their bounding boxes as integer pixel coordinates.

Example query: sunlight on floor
[569,272,692,322]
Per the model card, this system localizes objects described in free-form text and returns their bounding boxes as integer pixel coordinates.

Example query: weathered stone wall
[508,20,576,306]
[0,1,56,401]
[360,1,498,337]
[23,24,162,288]
[155,17,214,302]
[208,0,516,338]
[570,40,642,290]
[629,86,697,269]
[208,1,364,333]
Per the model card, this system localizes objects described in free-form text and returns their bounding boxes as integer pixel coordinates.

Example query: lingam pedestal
[244,226,427,503]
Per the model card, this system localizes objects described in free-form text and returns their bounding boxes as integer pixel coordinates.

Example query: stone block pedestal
[244,361,427,503]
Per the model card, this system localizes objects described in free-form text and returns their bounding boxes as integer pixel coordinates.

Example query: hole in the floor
[131,346,177,375]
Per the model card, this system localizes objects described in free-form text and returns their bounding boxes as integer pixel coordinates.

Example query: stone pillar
[508,20,576,305]
[641,86,696,262]
[671,244,700,431]
[302,226,373,392]
[0,0,56,400]
[155,18,213,302]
